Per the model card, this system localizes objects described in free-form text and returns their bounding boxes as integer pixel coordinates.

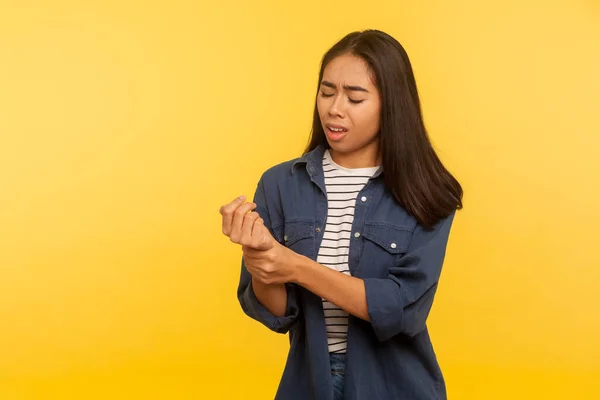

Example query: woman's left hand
[243,240,299,285]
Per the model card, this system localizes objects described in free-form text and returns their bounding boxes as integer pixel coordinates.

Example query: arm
[293,211,456,341]
[251,277,287,317]
[237,178,300,334]
[294,255,370,321]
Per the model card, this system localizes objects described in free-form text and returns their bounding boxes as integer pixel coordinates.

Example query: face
[317,53,382,168]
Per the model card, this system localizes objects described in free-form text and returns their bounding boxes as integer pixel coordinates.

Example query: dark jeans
[330,353,346,400]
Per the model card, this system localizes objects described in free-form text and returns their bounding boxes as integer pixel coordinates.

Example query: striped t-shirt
[319,149,379,354]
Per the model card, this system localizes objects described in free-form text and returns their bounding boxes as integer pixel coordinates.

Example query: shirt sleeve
[236,176,301,334]
[363,211,456,341]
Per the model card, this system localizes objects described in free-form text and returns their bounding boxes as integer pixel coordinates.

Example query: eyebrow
[320,80,369,93]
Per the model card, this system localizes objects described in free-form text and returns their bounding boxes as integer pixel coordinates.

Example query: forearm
[252,276,287,317]
[292,253,370,321]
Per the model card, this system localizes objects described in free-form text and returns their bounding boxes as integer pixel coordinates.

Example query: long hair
[304,30,463,229]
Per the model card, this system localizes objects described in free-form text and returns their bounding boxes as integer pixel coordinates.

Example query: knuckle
[245,212,258,220]
[234,207,246,216]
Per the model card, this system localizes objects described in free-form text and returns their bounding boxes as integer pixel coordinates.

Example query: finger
[220,195,247,236]
[221,196,251,238]
[252,218,265,237]
[219,195,246,216]
[229,202,257,243]
[240,211,260,245]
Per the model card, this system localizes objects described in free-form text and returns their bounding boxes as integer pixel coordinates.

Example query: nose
[328,94,345,118]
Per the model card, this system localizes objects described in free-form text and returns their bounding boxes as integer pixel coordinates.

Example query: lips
[326,124,348,133]
[325,124,348,141]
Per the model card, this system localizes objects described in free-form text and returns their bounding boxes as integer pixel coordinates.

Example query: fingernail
[238,195,246,201]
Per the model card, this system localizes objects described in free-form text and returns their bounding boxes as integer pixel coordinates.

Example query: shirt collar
[291,143,384,178]
[291,144,326,174]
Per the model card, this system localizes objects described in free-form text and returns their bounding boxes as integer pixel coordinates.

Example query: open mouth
[325,125,348,140]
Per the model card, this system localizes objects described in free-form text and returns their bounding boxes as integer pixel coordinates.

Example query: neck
[329,143,380,169]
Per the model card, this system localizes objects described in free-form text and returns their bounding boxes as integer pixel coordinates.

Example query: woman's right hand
[219,195,274,251]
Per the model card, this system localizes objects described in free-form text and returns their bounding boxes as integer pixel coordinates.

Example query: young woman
[219,29,463,400]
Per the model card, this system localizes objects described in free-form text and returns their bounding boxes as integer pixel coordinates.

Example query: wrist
[289,251,311,285]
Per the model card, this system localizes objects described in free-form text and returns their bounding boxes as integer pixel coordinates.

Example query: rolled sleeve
[236,175,300,334]
[364,211,456,341]
[238,271,300,334]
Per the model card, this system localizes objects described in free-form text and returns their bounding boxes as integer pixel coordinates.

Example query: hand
[242,243,298,285]
[219,195,297,284]
[219,195,273,251]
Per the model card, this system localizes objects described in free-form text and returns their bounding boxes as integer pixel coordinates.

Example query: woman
[219,29,463,400]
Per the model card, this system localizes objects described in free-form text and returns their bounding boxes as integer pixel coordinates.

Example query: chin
[326,141,351,153]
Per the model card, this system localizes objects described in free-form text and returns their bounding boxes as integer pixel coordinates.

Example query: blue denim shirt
[237,144,456,400]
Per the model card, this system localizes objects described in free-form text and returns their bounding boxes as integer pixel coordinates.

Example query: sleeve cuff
[242,280,299,334]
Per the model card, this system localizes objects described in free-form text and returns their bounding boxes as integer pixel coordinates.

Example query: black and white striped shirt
[319,150,379,354]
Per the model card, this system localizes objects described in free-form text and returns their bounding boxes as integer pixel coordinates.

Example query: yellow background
[1,0,599,398]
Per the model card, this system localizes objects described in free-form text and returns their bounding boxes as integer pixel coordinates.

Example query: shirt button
[360,196,367,202]
[354,232,361,238]
[284,235,288,242]
[316,227,321,233]
[390,243,397,249]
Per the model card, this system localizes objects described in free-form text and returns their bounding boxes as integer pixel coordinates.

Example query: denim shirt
[237,144,456,400]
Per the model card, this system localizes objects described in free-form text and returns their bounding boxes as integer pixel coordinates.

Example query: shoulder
[408,209,457,250]
[258,157,304,187]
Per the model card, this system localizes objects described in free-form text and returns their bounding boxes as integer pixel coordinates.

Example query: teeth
[329,127,344,132]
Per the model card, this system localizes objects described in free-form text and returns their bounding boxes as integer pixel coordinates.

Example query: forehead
[322,54,375,87]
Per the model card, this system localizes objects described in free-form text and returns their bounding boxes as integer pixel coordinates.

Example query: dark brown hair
[304,29,463,229]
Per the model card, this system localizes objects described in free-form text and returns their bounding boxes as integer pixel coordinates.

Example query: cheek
[316,98,327,120]
[370,111,381,133]
[354,106,381,134]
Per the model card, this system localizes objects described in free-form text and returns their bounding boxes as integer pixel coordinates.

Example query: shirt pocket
[359,222,412,278]
[283,219,316,258]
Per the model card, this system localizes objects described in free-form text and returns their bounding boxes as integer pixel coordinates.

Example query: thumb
[252,223,274,251]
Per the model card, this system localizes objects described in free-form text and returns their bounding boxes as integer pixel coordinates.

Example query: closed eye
[320,91,364,104]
